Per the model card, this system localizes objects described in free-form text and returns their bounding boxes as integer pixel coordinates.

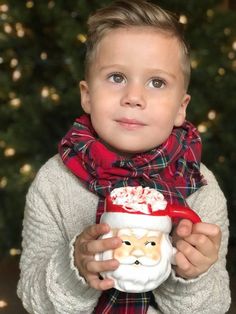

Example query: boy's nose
[121,84,146,109]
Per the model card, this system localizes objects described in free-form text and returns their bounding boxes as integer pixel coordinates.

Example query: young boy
[17,1,231,313]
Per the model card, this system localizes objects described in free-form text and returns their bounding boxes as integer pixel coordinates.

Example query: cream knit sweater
[17,154,231,313]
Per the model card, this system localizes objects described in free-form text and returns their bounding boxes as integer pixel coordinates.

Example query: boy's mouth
[116,118,146,129]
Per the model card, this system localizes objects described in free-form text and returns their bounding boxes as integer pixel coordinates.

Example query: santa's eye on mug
[122,240,131,245]
[145,241,156,246]
[122,240,157,246]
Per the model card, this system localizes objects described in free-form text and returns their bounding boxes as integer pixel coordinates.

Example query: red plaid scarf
[58,114,206,313]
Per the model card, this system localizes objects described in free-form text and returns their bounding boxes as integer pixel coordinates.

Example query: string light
[41,86,60,102]
[15,23,23,31]
[218,156,226,163]
[232,41,236,51]
[26,1,34,9]
[218,67,226,76]
[197,124,208,133]
[17,29,25,37]
[77,33,87,43]
[3,23,13,34]
[208,110,217,120]
[228,51,235,60]
[51,93,60,102]
[16,28,25,37]
[20,163,32,175]
[0,4,9,12]
[191,59,199,69]
[224,28,231,36]
[48,1,55,9]
[0,300,8,309]
[9,248,21,256]
[4,147,16,157]
[40,52,48,60]
[206,9,214,18]
[41,87,50,98]
[12,69,22,81]
[1,13,7,20]
[10,58,18,68]
[0,177,8,189]
[10,97,21,108]
[15,22,25,37]
[179,15,188,24]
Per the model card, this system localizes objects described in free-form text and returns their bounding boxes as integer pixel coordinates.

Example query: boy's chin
[103,142,156,157]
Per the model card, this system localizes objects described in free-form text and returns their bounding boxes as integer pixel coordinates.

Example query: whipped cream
[110,186,167,214]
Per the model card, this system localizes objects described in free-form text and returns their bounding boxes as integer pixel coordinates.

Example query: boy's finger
[176,219,193,237]
[89,276,114,291]
[82,236,122,255]
[174,251,194,279]
[192,223,221,247]
[86,259,119,273]
[82,223,110,241]
[183,234,218,258]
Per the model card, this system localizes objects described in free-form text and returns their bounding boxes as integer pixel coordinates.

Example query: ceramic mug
[96,187,201,293]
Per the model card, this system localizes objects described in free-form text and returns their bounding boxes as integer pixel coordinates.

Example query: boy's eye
[149,78,165,89]
[108,73,125,84]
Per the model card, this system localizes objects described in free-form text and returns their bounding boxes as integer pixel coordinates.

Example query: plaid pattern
[59,114,205,221]
[93,288,157,314]
[58,114,206,313]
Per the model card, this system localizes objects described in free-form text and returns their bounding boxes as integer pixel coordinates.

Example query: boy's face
[80,27,190,155]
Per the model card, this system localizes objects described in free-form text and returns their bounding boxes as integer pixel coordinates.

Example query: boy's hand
[172,219,221,279]
[74,223,122,290]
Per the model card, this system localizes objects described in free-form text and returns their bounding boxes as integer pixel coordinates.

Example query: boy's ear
[174,94,191,127]
[80,80,91,113]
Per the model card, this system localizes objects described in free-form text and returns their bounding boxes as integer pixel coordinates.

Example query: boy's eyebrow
[99,64,124,72]
[99,64,177,80]
[142,67,178,80]
[150,69,177,80]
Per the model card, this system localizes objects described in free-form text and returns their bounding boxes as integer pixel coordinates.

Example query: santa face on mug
[99,227,173,293]
[96,186,201,293]
[114,228,162,264]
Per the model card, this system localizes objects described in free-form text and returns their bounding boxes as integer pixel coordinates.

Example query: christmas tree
[0,0,235,266]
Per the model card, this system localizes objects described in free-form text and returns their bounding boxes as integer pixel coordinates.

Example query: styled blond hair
[85,0,191,90]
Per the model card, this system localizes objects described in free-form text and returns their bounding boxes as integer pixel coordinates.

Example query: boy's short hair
[85,0,191,90]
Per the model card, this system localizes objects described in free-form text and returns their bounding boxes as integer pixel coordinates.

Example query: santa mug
[95,186,201,293]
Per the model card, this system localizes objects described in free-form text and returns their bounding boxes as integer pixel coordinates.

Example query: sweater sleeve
[153,164,231,314]
[17,158,101,314]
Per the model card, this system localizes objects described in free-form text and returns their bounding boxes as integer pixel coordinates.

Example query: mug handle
[165,203,201,224]
[165,203,201,265]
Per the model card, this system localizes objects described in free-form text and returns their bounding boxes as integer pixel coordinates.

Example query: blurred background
[0,0,235,312]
